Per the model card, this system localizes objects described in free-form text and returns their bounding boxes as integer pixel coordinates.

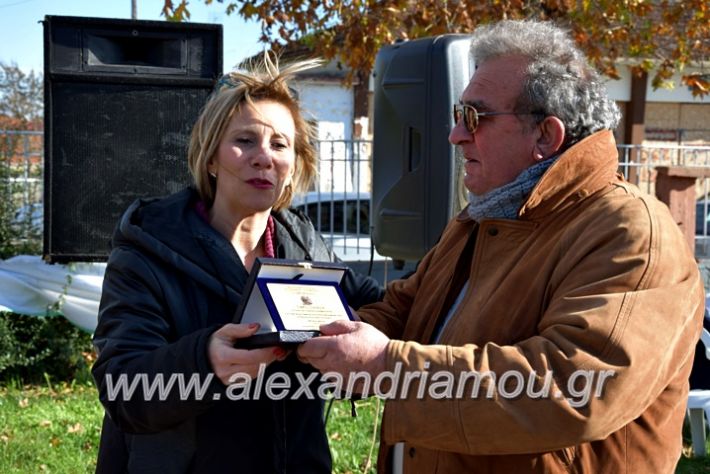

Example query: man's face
[449,55,540,196]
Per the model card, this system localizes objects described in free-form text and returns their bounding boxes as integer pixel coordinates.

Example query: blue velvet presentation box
[232,258,354,348]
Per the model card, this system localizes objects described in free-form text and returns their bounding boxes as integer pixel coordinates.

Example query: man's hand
[297,320,389,382]
[208,323,287,385]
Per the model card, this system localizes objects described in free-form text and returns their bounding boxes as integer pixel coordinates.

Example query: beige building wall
[644,102,710,144]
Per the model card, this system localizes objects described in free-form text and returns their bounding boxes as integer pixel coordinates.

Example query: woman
[91,54,383,473]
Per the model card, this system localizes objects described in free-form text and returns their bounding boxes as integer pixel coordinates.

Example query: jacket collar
[271,209,313,259]
[116,189,329,302]
[117,188,248,303]
[457,130,619,222]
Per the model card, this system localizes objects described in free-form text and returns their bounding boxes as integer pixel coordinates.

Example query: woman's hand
[208,323,288,385]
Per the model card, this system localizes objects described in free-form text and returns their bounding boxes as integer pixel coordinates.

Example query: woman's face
[209,100,296,217]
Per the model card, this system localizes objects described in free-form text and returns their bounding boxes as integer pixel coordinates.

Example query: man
[298,19,705,473]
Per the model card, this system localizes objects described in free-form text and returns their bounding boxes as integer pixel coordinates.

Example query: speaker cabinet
[372,35,472,262]
[43,16,222,262]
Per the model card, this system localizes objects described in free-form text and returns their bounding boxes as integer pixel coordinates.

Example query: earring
[209,171,217,179]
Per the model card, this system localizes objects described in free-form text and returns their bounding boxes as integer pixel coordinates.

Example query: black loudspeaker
[372,35,472,262]
[43,16,222,262]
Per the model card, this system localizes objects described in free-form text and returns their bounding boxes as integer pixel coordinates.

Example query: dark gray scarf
[467,157,558,221]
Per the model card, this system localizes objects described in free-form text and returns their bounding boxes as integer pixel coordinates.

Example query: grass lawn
[678,456,710,474]
[0,382,103,473]
[0,382,707,473]
[0,382,382,474]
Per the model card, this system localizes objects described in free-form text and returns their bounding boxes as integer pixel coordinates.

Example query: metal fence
[313,139,372,195]
[4,129,710,258]
[1,130,43,209]
[617,143,710,258]
[301,139,373,259]
[0,130,43,249]
[618,144,710,194]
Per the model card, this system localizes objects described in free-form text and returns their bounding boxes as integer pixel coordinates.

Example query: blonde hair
[188,52,320,210]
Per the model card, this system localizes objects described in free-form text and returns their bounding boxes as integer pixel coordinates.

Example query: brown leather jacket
[360,130,705,473]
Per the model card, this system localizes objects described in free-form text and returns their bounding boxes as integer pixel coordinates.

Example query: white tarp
[0,255,104,333]
[1,254,708,337]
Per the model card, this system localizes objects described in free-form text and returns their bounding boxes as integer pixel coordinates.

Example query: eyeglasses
[453,103,539,134]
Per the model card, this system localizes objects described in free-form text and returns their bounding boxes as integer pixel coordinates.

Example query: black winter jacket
[92,188,383,473]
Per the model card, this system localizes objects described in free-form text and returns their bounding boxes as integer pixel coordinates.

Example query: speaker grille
[47,84,207,260]
[44,16,221,262]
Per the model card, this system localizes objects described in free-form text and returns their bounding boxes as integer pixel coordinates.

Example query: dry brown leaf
[67,423,83,434]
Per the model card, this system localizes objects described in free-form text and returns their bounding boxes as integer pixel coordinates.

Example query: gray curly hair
[469,20,620,147]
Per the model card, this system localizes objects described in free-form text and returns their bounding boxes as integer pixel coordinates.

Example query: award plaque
[232,258,354,348]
